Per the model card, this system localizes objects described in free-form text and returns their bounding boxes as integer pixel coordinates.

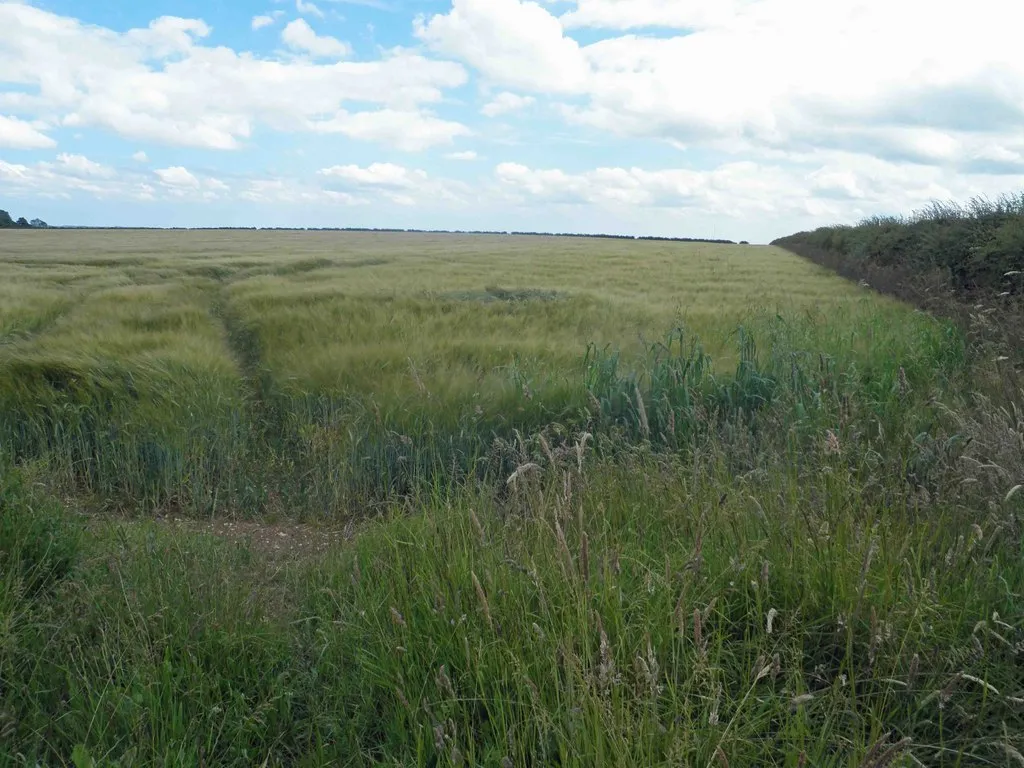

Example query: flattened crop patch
[435,286,567,303]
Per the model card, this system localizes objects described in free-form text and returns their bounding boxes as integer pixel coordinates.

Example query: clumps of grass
[272,257,336,275]
[0,466,80,596]
[436,286,567,303]
[5,425,1024,765]
[0,284,258,513]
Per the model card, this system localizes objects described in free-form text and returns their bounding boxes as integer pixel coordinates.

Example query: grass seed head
[471,571,494,631]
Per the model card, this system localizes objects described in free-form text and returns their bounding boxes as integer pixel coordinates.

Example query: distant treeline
[0,210,47,229]
[773,191,1024,352]
[45,224,739,244]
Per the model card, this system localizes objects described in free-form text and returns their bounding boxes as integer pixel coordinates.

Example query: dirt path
[161,517,356,558]
[84,511,360,562]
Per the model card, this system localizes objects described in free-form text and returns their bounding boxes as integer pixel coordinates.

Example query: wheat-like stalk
[506,462,540,486]
[635,384,650,440]
[580,531,590,585]
[471,571,494,631]
[469,508,486,545]
[575,432,592,474]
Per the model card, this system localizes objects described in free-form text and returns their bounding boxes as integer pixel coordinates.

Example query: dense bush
[775,193,1024,294]
[774,192,1024,357]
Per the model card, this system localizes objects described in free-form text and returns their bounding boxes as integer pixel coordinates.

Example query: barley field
[2,229,1023,766]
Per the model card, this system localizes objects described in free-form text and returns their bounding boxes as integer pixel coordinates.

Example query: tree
[15,217,29,228]
[29,218,48,228]
[0,210,13,228]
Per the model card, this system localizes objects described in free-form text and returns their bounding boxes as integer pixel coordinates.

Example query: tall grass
[4,383,1023,764]
[2,230,1022,764]
[0,232,907,516]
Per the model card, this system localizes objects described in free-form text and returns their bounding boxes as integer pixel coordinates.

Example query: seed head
[471,571,494,631]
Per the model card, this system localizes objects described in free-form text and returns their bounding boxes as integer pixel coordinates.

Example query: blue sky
[2,0,1024,241]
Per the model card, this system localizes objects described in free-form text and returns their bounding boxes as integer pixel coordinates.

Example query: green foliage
[0,466,80,596]
[775,191,1024,295]
[0,210,38,229]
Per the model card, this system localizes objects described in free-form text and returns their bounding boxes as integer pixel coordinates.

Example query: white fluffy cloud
[0,3,467,152]
[44,153,115,178]
[0,154,152,200]
[155,166,200,188]
[132,151,149,162]
[0,115,55,149]
[296,0,325,19]
[319,162,427,188]
[560,0,756,30]
[420,0,1024,171]
[446,150,478,161]
[252,15,276,30]
[240,178,363,205]
[318,162,466,205]
[495,157,1024,227]
[481,92,535,118]
[281,19,351,58]
[306,109,469,151]
[416,0,589,94]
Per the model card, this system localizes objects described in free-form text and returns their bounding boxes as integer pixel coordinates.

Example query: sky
[1,0,1024,242]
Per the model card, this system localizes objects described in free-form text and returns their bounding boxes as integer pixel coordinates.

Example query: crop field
[3,229,1024,765]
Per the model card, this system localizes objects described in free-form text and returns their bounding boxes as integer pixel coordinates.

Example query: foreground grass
[4,413,1024,766]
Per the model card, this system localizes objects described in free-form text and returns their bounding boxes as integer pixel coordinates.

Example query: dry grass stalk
[859,732,892,768]
[872,737,913,768]
[580,532,590,585]
[598,623,615,694]
[907,653,919,689]
[554,519,574,575]
[856,538,877,611]
[395,687,411,711]
[693,607,706,658]
[469,508,486,545]
[407,357,427,396]
[708,683,721,726]
[436,665,456,700]
[575,432,592,473]
[506,462,540,486]
[824,429,842,456]
[999,743,1024,767]
[539,433,556,468]
[390,607,406,628]
[635,384,650,440]
[471,571,494,632]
